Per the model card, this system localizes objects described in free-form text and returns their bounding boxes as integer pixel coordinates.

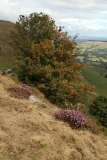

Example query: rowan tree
[11,12,95,107]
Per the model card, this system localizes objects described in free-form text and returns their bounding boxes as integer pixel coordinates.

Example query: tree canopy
[11,12,95,107]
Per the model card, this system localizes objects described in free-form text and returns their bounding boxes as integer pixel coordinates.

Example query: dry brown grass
[0,75,107,160]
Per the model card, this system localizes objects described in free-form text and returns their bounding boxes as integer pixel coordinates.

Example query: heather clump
[8,84,33,99]
[54,109,87,128]
[54,109,101,134]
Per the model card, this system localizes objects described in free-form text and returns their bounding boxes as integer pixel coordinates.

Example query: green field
[78,41,107,96]
[79,41,107,51]
[82,66,107,95]
[78,41,107,68]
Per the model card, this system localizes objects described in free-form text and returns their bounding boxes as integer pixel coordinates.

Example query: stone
[29,95,45,105]
[0,69,14,76]
[5,69,12,74]
[0,70,5,74]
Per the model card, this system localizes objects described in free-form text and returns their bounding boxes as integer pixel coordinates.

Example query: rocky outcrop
[0,69,14,76]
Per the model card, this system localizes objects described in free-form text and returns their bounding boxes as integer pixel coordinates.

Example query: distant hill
[0,20,16,69]
[73,36,107,44]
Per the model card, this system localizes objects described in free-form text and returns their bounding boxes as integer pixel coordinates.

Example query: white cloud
[0,0,107,38]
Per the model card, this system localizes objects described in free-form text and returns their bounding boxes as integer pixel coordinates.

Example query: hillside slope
[82,66,107,95]
[0,20,16,69]
[0,74,107,160]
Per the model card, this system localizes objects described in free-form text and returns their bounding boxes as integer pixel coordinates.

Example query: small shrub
[105,74,107,78]
[85,117,100,135]
[89,95,107,127]
[100,126,107,136]
[54,109,87,128]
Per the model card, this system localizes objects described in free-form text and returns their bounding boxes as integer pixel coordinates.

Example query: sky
[0,0,107,38]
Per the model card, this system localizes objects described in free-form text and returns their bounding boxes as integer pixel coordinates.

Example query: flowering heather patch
[54,109,87,128]
[8,84,34,99]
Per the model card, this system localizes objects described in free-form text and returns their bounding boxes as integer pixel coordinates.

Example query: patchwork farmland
[78,41,107,68]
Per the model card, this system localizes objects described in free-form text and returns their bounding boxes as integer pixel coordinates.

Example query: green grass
[0,20,16,68]
[0,60,9,70]
[83,66,107,136]
[79,42,107,55]
[82,66,107,95]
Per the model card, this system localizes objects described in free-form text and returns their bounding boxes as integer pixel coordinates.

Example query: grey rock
[0,70,5,74]
[8,72,14,76]
[29,95,45,105]
[5,69,12,74]
[0,69,14,76]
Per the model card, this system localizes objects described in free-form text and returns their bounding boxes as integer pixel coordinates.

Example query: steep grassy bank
[0,74,107,160]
